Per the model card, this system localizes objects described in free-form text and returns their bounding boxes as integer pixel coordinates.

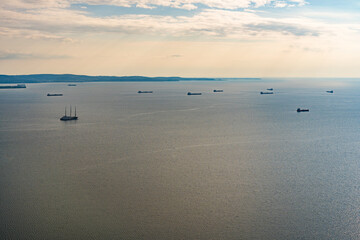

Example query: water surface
[0,79,359,239]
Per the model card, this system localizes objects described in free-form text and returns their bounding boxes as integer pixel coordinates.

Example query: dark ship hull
[0,84,26,89]
[60,116,78,121]
[138,91,153,93]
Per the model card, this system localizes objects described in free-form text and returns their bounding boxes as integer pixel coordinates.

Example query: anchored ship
[213,90,223,92]
[60,106,78,121]
[138,91,153,93]
[326,90,334,93]
[297,108,309,112]
[260,91,273,94]
[187,92,202,95]
[47,93,63,96]
[0,84,26,89]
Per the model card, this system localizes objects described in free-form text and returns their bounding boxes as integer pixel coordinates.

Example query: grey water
[0,79,359,239]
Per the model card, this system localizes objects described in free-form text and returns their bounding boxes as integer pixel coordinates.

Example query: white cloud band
[1,0,307,10]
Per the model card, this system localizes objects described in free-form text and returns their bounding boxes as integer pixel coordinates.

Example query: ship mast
[75,106,76,117]
[70,105,72,117]
[65,106,67,116]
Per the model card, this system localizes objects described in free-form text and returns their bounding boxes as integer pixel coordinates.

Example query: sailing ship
[60,106,78,121]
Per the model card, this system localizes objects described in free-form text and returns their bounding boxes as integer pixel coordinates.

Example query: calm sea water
[0,79,359,239]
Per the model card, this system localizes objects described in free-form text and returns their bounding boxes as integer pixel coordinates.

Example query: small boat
[267,88,273,91]
[138,91,153,93]
[326,90,334,93]
[260,91,273,94]
[187,92,202,95]
[68,84,77,86]
[213,90,223,92]
[60,106,78,121]
[297,108,309,112]
[47,93,63,96]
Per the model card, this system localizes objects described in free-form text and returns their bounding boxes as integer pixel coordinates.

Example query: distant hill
[0,74,262,83]
[0,74,219,83]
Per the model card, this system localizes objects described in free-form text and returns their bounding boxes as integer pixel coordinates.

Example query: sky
[1,0,360,77]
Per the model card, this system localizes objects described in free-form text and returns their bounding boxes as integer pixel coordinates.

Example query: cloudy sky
[1,0,360,77]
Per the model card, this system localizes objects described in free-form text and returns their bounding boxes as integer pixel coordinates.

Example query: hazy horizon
[2,74,360,79]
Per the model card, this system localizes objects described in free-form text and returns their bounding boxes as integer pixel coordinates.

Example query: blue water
[0,79,359,239]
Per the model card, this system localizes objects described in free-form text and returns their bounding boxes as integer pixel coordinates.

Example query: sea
[0,79,359,239]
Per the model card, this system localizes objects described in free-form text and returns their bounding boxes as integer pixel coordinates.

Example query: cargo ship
[138,91,153,93]
[260,91,273,94]
[0,84,26,89]
[68,84,77,86]
[60,106,78,121]
[213,90,223,92]
[297,108,309,112]
[326,90,334,93]
[267,88,273,91]
[47,93,63,96]
[187,92,202,95]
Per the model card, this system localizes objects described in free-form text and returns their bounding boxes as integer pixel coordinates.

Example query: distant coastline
[0,74,261,84]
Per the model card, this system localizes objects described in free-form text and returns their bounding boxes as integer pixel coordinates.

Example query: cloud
[288,0,307,6]
[0,0,351,42]
[0,0,70,9]
[0,50,71,60]
[274,1,288,8]
[71,0,307,10]
[245,22,320,36]
[0,6,325,40]
[303,47,322,52]
[0,27,74,42]
[169,54,183,58]
[0,0,306,11]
